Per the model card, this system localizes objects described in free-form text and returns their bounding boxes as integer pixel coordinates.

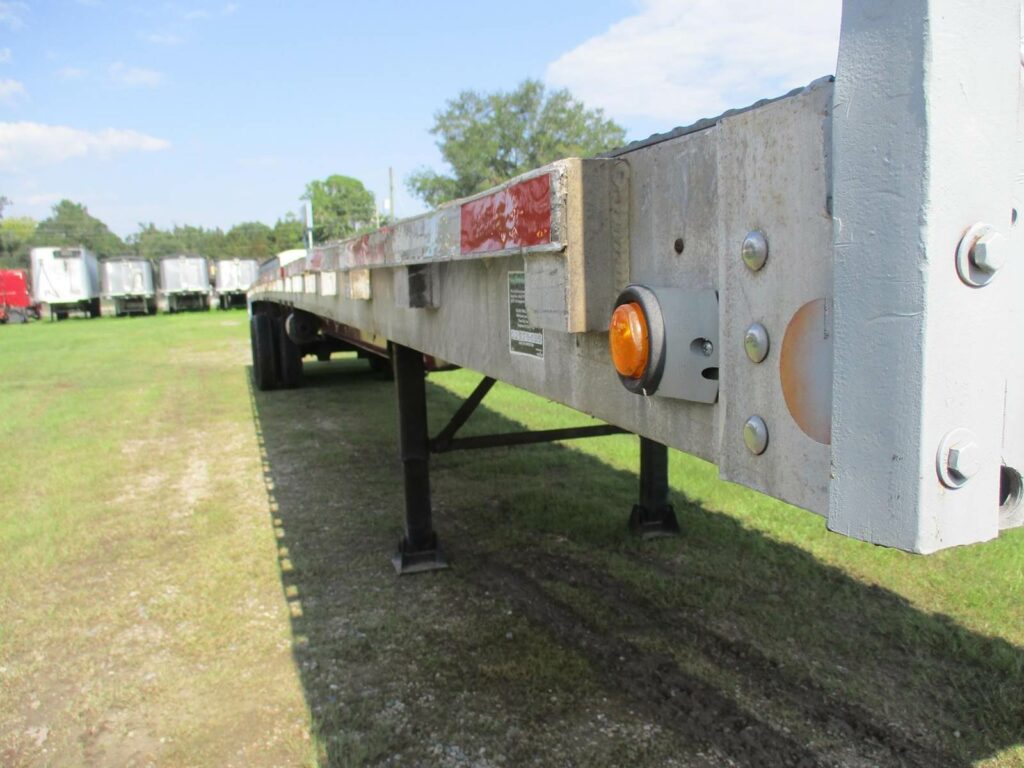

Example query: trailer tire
[277,317,303,389]
[251,313,279,391]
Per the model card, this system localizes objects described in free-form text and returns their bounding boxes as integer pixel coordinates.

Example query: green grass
[0,313,314,766]
[1,313,1022,767]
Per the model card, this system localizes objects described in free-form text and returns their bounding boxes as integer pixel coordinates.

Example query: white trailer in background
[249,0,1023,573]
[100,257,156,316]
[214,258,259,309]
[30,246,101,320]
[158,254,212,313]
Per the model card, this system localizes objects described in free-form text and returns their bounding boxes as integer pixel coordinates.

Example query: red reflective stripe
[460,175,552,254]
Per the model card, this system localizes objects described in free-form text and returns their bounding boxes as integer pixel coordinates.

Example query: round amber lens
[609,302,649,378]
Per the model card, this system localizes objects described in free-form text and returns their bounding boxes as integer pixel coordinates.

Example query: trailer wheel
[277,317,303,388]
[250,313,279,391]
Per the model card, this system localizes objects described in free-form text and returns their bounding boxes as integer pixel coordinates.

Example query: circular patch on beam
[780,298,833,445]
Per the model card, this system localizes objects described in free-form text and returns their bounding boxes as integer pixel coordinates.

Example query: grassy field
[0,312,1022,767]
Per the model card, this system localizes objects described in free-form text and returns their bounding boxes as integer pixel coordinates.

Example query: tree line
[1,80,624,270]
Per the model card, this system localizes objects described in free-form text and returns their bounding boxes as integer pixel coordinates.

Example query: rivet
[743,416,769,455]
[744,323,770,363]
[741,231,768,271]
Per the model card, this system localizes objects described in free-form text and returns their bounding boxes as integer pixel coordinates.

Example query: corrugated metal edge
[600,76,835,158]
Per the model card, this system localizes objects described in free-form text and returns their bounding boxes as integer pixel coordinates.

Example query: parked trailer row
[248,0,1023,573]
[20,247,259,320]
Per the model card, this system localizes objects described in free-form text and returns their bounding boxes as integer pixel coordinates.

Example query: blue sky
[0,0,841,238]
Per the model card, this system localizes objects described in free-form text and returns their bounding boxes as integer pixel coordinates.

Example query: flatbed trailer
[249,0,1023,572]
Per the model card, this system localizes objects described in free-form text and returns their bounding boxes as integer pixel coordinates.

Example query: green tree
[129,223,182,261]
[223,221,274,260]
[272,213,305,252]
[0,216,37,269]
[31,200,126,257]
[302,175,375,243]
[408,79,626,207]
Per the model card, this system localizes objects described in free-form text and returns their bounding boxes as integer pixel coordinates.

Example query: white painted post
[830,0,1023,551]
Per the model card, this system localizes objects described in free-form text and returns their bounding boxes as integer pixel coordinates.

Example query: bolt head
[741,231,768,271]
[971,232,1007,274]
[948,441,982,481]
[743,415,769,455]
[744,323,770,363]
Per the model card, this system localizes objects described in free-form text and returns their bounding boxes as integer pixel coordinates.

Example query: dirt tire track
[456,540,962,768]
[462,549,820,767]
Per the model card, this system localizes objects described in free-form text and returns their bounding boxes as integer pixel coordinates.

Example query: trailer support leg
[629,437,680,538]
[391,343,448,575]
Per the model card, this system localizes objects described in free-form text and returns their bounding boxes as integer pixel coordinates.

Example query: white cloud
[25,192,61,206]
[183,4,235,21]
[0,78,25,104]
[0,122,170,172]
[0,1,27,30]
[545,0,841,126]
[0,48,10,63]
[57,66,87,80]
[109,63,163,88]
[141,32,184,45]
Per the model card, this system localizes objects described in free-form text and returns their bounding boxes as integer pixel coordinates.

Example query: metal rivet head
[744,323,770,363]
[741,231,768,271]
[743,416,769,455]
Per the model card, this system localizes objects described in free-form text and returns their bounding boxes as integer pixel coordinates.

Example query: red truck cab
[0,269,38,323]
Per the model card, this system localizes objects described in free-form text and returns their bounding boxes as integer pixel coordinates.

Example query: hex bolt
[744,323,770,363]
[936,427,980,488]
[741,231,768,271]
[970,231,1007,274]
[956,222,1004,287]
[743,416,769,455]
[948,440,982,481]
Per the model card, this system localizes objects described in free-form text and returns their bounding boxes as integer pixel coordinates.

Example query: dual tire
[250,313,303,391]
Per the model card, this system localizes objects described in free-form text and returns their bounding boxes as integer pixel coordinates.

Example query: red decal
[460,175,552,254]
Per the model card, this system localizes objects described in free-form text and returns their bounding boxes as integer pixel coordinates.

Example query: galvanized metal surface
[829,0,1022,552]
[249,0,1023,553]
[30,247,100,304]
[215,259,259,293]
[102,258,155,298]
[159,255,210,294]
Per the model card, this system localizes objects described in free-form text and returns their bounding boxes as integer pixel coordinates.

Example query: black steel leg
[629,437,680,538]
[391,343,448,574]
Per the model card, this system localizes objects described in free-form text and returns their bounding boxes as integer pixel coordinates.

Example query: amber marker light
[609,302,650,379]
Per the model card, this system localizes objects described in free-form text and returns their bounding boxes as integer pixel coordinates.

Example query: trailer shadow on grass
[248,355,1024,768]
